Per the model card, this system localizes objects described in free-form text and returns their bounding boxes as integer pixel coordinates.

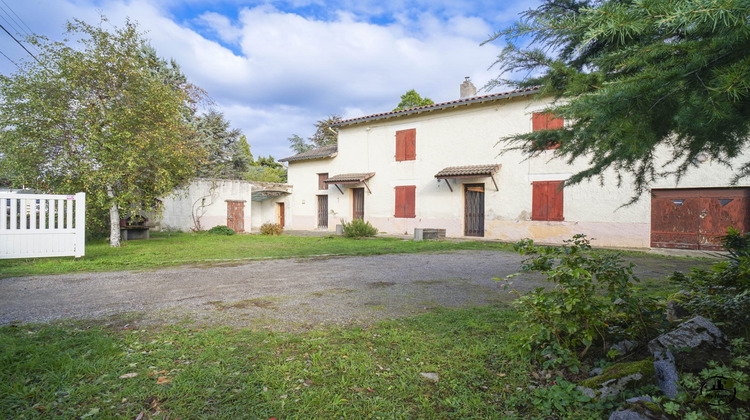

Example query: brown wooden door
[352,188,365,220]
[277,202,285,228]
[226,200,245,232]
[464,184,484,237]
[651,188,750,250]
[317,195,328,228]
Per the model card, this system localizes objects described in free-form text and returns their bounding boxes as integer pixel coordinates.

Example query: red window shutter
[532,112,548,132]
[532,112,564,131]
[404,129,416,160]
[396,129,416,161]
[547,115,564,130]
[532,181,564,221]
[318,173,328,190]
[532,182,548,221]
[548,181,564,221]
[395,186,416,218]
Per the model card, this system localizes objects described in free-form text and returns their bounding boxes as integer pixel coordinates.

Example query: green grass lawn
[0,232,512,279]
[0,306,553,419]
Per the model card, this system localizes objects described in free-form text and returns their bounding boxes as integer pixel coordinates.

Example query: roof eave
[333,88,540,128]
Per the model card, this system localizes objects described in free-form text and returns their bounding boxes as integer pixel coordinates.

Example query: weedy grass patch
[0,232,512,279]
[0,306,535,419]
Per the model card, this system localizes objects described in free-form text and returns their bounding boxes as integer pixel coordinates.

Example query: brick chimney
[460,77,477,98]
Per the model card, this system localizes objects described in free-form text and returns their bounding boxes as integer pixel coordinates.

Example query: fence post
[75,192,86,258]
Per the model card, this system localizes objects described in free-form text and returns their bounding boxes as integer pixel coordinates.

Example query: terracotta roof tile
[279,144,337,162]
[435,164,501,178]
[324,172,375,184]
[334,87,539,127]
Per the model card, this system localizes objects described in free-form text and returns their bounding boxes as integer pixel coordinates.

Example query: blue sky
[0,0,538,160]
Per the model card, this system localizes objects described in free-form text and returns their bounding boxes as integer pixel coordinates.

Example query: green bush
[207,225,235,235]
[669,227,750,335]
[341,218,377,238]
[497,235,663,372]
[259,222,283,236]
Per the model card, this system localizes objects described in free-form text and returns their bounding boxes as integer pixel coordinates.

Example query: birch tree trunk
[107,185,121,247]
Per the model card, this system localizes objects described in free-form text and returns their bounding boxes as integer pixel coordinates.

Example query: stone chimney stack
[460,77,477,98]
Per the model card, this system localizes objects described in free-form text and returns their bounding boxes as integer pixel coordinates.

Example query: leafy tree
[486,0,750,197]
[393,89,434,111]
[245,155,287,183]
[287,115,341,153]
[194,111,253,179]
[288,134,313,154]
[0,18,205,246]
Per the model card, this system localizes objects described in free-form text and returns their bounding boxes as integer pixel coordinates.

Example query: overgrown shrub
[259,223,283,236]
[497,235,664,372]
[669,227,750,335]
[341,218,377,238]
[208,225,235,235]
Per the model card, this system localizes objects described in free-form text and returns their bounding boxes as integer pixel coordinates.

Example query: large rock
[578,359,654,399]
[652,350,680,398]
[648,316,729,373]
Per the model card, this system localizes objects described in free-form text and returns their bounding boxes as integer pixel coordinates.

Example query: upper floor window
[396,128,416,161]
[318,173,328,190]
[532,112,564,150]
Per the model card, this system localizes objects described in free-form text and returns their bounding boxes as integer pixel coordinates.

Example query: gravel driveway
[0,250,705,330]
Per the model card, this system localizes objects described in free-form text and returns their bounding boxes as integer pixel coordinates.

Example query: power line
[0,48,21,70]
[0,0,33,37]
[0,22,39,64]
[0,1,40,56]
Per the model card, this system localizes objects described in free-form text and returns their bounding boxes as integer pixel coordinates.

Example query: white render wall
[158,178,253,232]
[287,95,750,248]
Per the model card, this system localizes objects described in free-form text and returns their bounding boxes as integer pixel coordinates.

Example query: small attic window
[671,199,684,206]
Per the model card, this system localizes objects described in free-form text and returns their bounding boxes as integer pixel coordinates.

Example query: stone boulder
[648,316,729,373]
[577,359,654,399]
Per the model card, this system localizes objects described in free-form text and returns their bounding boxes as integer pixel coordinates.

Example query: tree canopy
[287,115,341,154]
[0,18,205,246]
[194,111,253,179]
[486,0,750,196]
[393,89,434,111]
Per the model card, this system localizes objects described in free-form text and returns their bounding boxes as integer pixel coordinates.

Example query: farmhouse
[281,79,749,250]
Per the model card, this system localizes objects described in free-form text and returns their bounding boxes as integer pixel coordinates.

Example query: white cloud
[2,0,533,159]
[195,11,243,44]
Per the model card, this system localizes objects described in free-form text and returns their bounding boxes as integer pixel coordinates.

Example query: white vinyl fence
[0,192,85,259]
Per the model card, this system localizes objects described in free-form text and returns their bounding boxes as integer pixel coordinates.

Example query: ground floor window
[394,186,416,218]
[532,181,564,221]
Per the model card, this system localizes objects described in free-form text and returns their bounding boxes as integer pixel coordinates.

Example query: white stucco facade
[157,178,291,232]
[283,90,749,249]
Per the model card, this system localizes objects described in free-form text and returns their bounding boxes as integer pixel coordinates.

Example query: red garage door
[651,188,750,250]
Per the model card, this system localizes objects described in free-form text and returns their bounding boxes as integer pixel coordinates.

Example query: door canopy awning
[434,164,501,192]
[324,172,375,194]
[251,190,289,202]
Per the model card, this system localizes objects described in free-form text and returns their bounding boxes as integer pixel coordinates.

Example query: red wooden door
[352,188,364,220]
[651,188,750,250]
[226,200,245,233]
[277,202,285,228]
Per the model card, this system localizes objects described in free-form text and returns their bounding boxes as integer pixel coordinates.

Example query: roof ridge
[334,87,539,126]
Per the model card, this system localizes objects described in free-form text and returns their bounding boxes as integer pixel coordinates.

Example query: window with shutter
[532,112,564,149]
[318,173,328,190]
[396,129,416,161]
[394,185,416,218]
[532,181,564,221]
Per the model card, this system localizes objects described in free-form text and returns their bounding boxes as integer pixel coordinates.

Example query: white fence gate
[0,192,86,259]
